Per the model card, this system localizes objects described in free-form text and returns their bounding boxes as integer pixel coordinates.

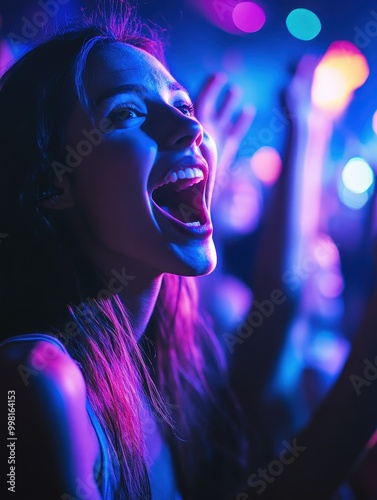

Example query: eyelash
[109,105,145,121]
[176,102,195,117]
[108,101,195,122]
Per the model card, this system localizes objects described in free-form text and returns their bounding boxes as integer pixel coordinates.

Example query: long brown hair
[0,5,247,499]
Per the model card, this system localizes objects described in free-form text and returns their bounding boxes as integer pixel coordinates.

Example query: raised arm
[229,287,377,499]
[229,54,377,498]
[228,58,321,406]
[195,72,255,196]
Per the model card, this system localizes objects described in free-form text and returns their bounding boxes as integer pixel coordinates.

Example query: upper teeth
[158,167,204,187]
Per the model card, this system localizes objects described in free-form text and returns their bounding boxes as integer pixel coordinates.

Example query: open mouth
[151,167,208,227]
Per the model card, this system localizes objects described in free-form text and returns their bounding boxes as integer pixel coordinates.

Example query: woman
[3,5,377,500]
[0,7,247,500]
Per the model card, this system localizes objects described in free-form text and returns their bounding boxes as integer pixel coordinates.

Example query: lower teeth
[185,221,201,227]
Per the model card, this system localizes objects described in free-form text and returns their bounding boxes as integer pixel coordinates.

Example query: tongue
[160,205,202,225]
[153,181,205,225]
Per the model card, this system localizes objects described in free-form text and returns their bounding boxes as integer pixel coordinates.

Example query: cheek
[71,135,157,248]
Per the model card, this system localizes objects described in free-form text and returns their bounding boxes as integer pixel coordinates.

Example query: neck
[72,218,163,339]
[96,256,163,339]
[116,274,163,340]
[83,252,163,340]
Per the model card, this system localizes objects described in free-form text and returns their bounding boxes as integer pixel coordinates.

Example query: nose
[156,106,204,150]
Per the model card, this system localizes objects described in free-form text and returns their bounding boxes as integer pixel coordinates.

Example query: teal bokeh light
[286,8,321,41]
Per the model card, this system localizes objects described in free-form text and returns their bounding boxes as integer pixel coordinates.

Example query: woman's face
[64,43,217,279]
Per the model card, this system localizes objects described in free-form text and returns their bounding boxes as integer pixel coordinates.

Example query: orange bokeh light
[311,41,369,114]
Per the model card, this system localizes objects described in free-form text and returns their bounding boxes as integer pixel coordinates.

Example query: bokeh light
[226,182,261,233]
[232,2,266,33]
[339,157,374,210]
[189,0,267,35]
[373,110,377,134]
[317,270,344,299]
[250,146,282,185]
[306,330,350,377]
[341,157,374,194]
[312,41,369,114]
[210,275,253,332]
[339,186,370,210]
[214,170,262,235]
[286,9,321,41]
[312,234,340,268]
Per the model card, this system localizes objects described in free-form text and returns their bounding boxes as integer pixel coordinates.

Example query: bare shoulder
[0,338,86,395]
[0,339,101,499]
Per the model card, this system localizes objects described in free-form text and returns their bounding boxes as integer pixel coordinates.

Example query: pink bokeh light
[188,0,265,35]
[232,2,266,33]
[250,146,282,185]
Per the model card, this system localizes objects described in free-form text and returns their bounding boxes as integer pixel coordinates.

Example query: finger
[229,105,256,141]
[295,54,319,81]
[217,106,255,174]
[216,85,243,127]
[285,55,319,115]
[195,72,227,122]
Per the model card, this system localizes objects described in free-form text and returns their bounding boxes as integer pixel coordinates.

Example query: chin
[168,240,217,277]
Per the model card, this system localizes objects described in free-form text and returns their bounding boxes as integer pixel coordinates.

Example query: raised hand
[195,73,255,180]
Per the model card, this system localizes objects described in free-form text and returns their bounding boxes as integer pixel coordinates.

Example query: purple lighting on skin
[0,40,14,78]
[232,2,266,33]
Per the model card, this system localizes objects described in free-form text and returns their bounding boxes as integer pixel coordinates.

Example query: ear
[39,177,75,210]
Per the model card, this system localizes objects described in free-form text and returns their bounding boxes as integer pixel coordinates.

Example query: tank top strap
[0,332,69,353]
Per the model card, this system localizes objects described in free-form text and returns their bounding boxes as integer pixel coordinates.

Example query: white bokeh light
[341,157,374,194]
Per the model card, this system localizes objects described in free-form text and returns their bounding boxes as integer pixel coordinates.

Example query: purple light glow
[214,172,262,235]
[188,0,265,35]
[213,275,253,328]
[0,40,14,78]
[232,2,266,33]
[373,110,377,134]
[312,234,340,268]
[317,270,344,299]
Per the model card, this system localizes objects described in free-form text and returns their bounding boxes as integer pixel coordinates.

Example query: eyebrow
[95,81,190,105]
[168,81,189,94]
